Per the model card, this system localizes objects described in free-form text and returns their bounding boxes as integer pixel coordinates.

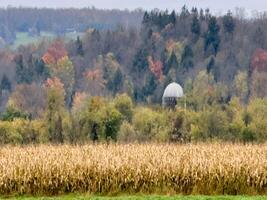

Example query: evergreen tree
[207,56,215,74]
[15,55,33,84]
[35,58,50,80]
[199,9,205,21]
[0,74,11,91]
[204,16,220,55]
[143,74,157,96]
[169,11,176,24]
[207,56,219,81]
[205,8,211,20]
[134,86,145,103]
[180,5,190,19]
[181,45,194,69]
[133,48,149,72]
[76,36,84,56]
[112,68,123,94]
[223,11,235,34]
[143,11,150,24]
[191,15,201,38]
[191,7,198,16]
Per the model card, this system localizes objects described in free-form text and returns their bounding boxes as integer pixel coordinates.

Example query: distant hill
[0,7,143,44]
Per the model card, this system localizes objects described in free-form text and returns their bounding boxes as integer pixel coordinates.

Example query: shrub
[118,121,137,142]
[133,107,170,142]
[114,93,134,122]
[191,107,229,141]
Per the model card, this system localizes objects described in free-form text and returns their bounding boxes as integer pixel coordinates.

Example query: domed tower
[162,82,184,109]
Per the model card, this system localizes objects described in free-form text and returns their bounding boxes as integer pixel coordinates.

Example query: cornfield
[0,143,267,195]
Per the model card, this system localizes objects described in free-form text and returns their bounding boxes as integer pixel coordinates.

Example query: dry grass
[0,143,267,195]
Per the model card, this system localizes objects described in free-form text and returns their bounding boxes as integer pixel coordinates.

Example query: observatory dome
[163,82,184,98]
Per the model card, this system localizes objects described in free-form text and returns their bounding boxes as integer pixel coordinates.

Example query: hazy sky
[0,0,267,13]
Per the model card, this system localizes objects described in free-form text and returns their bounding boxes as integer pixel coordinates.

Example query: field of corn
[0,143,267,196]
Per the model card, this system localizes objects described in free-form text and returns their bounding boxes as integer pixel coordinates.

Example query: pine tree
[15,54,33,84]
[76,36,84,56]
[133,48,149,72]
[169,11,176,24]
[143,11,150,24]
[181,45,194,69]
[207,56,219,81]
[0,74,11,91]
[112,68,123,94]
[204,16,220,55]
[223,11,235,34]
[191,15,201,39]
[143,74,157,96]
[207,57,215,74]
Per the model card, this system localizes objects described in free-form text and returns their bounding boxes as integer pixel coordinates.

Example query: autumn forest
[0,6,266,144]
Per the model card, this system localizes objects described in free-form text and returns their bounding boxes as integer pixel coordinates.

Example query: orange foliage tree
[42,40,68,65]
[42,40,74,105]
[148,56,163,80]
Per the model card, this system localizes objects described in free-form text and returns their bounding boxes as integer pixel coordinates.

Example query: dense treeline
[0,92,266,144]
[0,7,143,44]
[0,6,266,144]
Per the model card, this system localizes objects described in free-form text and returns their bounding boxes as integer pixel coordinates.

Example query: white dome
[163,82,184,98]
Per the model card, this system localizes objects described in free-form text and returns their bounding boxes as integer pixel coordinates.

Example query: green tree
[112,68,123,94]
[15,54,33,84]
[0,106,30,121]
[103,105,122,141]
[206,56,220,81]
[49,56,75,107]
[76,36,84,56]
[169,10,176,24]
[247,99,267,142]
[192,108,229,141]
[45,78,66,143]
[204,16,220,55]
[0,74,11,91]
[143,74,157,97]
[223,11,235,34]
[34,58,49,81]
[189,70,216,111]
[76,97,105,142]
[114,93,134,122]
[191,15,201,38]
[233,71,248,103]
[133,48,149,72]
[181,45,194,69]
[207,56,215,74]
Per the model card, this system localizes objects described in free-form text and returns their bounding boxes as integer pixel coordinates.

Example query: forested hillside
[0,6,266,144]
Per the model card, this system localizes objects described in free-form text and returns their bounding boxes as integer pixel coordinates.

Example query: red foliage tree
[42,40,68,65]
[251,48,267,72]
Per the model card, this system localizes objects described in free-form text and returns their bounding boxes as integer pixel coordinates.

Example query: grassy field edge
[2,195,267,200]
